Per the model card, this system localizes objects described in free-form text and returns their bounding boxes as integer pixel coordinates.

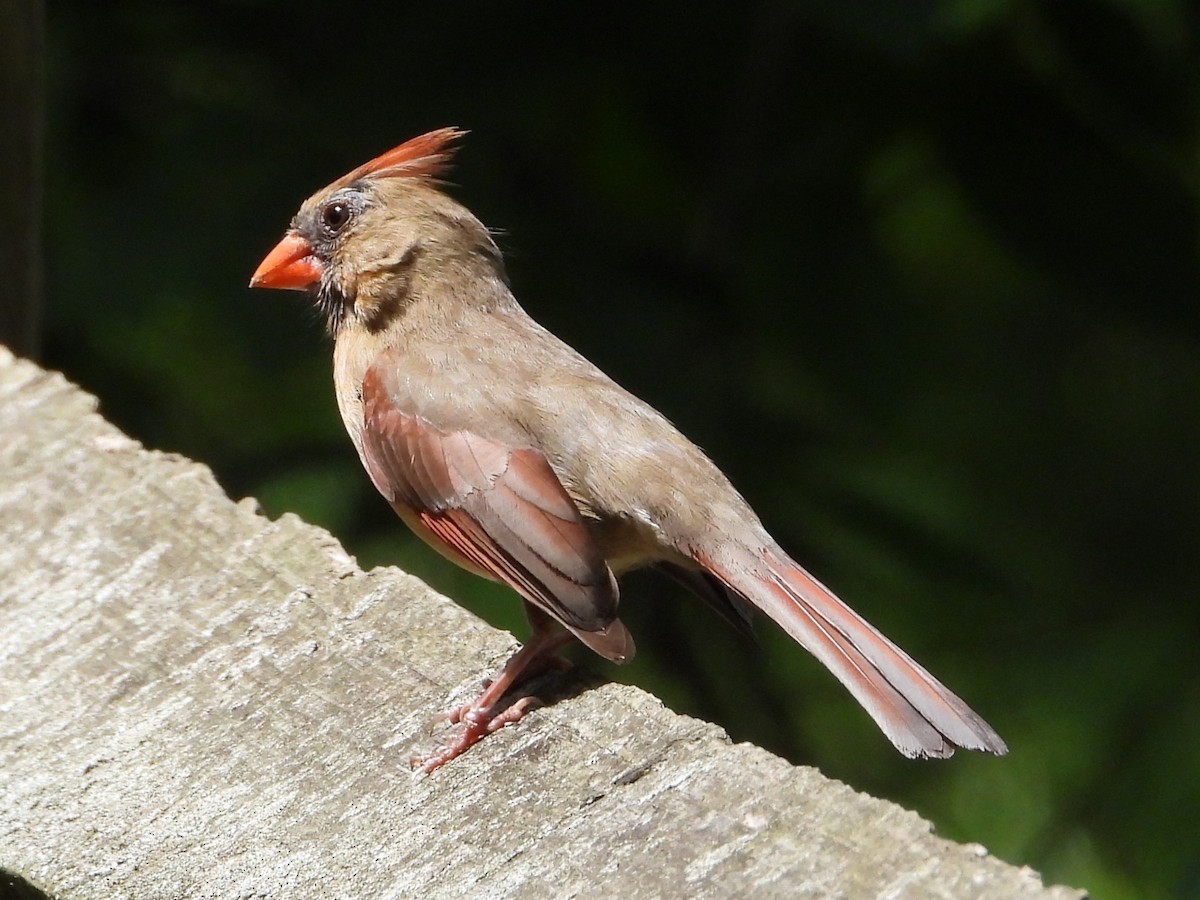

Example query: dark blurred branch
[0,0,44,359]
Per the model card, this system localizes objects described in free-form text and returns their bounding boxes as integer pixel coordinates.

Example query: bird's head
[250,127,502,334]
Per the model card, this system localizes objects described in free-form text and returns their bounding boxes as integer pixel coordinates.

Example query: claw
[487,696,541,732]
[412,697,540,774]
[426,704,466,734]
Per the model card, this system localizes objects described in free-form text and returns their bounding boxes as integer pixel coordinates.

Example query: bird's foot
[473,654,572,692]
[424,654,570,735]
[411,630,575,774]
[411,696,542,774]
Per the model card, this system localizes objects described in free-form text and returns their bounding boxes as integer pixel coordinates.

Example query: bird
[250,127,1007,773]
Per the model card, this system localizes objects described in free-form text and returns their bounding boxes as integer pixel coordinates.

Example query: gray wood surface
[0,347,1083,899]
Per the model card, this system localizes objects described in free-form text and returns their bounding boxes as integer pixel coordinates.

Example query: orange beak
[249,233,324,290]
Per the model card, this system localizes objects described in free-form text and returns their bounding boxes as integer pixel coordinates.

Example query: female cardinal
[250,128,1006,772]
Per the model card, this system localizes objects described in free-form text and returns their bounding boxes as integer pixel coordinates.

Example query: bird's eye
[322,201,352,233]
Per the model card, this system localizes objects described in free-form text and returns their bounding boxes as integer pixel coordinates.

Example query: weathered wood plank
[0,347,1083,899]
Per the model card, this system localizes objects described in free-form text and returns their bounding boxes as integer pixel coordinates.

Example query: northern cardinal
[250,128,1006,772]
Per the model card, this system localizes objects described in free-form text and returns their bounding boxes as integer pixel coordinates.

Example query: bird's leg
[412,606,575,774]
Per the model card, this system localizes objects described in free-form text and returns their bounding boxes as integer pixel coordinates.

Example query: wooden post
[0,347,1082,899]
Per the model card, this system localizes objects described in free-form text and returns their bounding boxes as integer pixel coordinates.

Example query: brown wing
[360,362,630,661]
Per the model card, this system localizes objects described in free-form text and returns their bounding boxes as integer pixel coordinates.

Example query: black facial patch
[315,276,353,335]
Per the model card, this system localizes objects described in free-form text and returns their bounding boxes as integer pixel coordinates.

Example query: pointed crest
[330,127,466,190]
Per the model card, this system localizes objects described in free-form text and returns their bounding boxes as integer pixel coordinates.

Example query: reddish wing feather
[360,364,620,637]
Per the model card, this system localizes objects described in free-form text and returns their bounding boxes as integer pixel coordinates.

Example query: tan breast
[332,331,381,461]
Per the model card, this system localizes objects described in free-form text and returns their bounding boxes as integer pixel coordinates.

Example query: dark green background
[39,2,1199,897]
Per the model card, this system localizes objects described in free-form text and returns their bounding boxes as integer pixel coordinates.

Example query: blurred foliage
[39,1,1200,896]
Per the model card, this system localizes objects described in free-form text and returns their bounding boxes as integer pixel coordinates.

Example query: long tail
[693,546,1007,758]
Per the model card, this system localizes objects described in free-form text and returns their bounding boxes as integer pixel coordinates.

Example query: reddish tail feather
[695,548,1007,758]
